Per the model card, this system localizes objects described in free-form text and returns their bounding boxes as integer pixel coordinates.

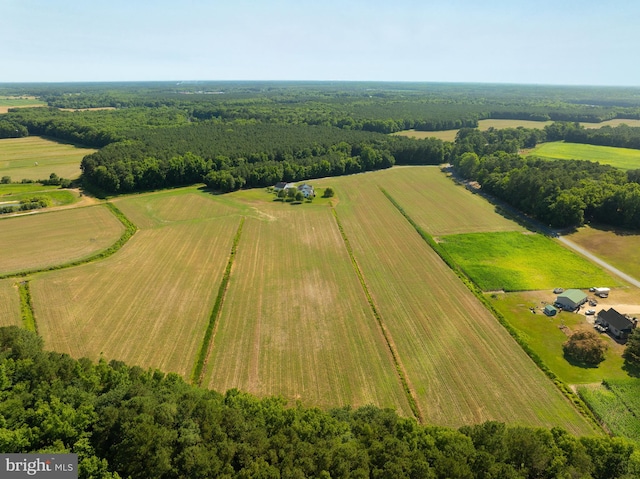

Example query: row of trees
[0,326,637,479]
[450,123,640,229]
[452,151,640,228]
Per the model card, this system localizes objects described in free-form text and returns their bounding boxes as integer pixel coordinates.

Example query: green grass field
[0,205,125,276]
[0,136,96,181]
[0,183,79,210]
[578,380,640,444]
[529,141,640,170]
[329,172,595,433]
[438,231,620,291]
[0,97,45,113]
[489,292,628,384]
[373,167,523,235]
[0,279,21,327]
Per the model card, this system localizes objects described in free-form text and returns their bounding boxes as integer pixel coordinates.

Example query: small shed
[544,305,558,316]
[556,289,588,311]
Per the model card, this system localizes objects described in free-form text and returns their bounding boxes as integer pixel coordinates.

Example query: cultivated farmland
[578,380,640,445]
[0,279,20,327]
[0,205,124,276]
[0,97,45,113]
[393,119,640,143]
[202,206,413,414]
[0,136,95,181]
[31,193,242,376]
[17,169,606,434]
[330,172,595,434]
[371,167,522,235]
[438,231,620,291]
[529,141,640,170]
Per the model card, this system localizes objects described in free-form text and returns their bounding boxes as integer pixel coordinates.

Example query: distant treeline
[80,122,446,193]
[1,326,637,479]
[451,124,640,229]
[4,82,640,137]
[4,83,640,211]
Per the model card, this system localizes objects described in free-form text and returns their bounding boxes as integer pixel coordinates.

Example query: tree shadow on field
[586,221,640,238]
[562,353,602,370]
[622,360,640,378]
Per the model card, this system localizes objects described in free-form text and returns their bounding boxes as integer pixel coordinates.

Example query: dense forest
[450,124,640,229]
[1,326,638,479]
[3,82,640,223]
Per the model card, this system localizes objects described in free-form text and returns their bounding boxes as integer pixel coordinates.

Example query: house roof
[598,308,633,332]
[557,289,587,304]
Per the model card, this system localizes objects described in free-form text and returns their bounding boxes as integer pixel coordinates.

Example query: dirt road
[557,236,640,289]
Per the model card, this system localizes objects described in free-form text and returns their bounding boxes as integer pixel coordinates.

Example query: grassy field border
[18,281,37,333]
[381,188,602,431]
[331,206,422,421]
[192,217,245,386]
[0,202,137,279]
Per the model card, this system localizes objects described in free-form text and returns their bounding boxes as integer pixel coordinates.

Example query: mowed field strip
[371,167,522,235]
[202,205,413,414]
[331,170,596,433]
[0,136,96,180]
[0,279,21,327]
[31,192,242,376]
[0,205,124,276]
[438,231,620,292]
[529,141,640,170]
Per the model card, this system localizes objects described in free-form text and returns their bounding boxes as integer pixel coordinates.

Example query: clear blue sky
[1,0,639,86]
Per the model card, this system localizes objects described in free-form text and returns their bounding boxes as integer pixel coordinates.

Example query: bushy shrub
[563,329,608,365]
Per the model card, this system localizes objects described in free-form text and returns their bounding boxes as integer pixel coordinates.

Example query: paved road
[557,236,640,289]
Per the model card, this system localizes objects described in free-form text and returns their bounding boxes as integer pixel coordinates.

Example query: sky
[1,0,639,86]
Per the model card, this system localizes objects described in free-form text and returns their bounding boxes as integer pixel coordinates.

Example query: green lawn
[529,141,640,170]
[489,292,628,385]
[0,183,78,209]
[439,231,620,291]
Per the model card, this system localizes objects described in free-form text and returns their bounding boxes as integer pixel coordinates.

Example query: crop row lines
[0,202,137,280]
[192,217,245,386]
[330,206,423,422]
[380,187,602,432]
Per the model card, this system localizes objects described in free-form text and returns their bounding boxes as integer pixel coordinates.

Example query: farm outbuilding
[555,289,587,311]
[274,182,294,192]
[544,305,558,316]
[597,308,636,340]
